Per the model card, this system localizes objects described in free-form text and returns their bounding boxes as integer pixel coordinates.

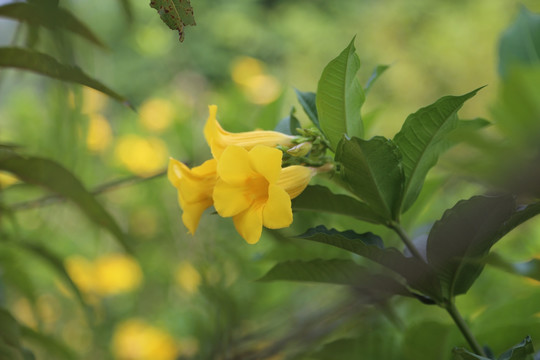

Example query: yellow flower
[213,145,314,244]
[203,105,294,159]
[168,158,217,234]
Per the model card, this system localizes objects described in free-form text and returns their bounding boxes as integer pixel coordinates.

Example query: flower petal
[262,184,292,229]
[233,206,264,244]
[217,146,254,184]
[182,198,214,235]
[276,165,315,199]
[213,179,252,217]
[248,145,282,184]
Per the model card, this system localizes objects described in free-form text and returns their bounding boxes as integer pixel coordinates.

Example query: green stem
[445,301,486,357]
[388,222,425,263]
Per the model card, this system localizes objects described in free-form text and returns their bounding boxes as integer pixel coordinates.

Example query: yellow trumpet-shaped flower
[213,145,314,244]
[168,158,217,234]
[204,105,294,159]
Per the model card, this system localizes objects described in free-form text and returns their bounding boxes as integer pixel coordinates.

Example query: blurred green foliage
[1,0,540,359]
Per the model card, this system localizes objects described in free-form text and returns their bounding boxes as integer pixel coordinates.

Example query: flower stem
[388,222,425,263]
[445,301,486,357]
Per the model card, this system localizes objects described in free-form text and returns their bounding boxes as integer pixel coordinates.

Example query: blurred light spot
[231,56,265,86]
[129,207,158,238]
[114,134,168,176]
[244,74,281,104]
[37,294,61,329]
[135,25,173,56]
[175,262,201,294]
[0,171,19,189]
[65,255,96,295]
[94,254,143,296]
[12,297,37,329]
[139,98,175,133]
[61,318,93,353]
[82,87,107,114]
[112,319,179,360]
[86,114,113,153]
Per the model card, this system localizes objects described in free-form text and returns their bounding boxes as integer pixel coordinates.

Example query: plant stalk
[445,301,486,357]
[389,222,425,263]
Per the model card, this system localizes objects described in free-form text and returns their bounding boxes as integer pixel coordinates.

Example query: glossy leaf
[291,185,386,224]
[150,0,195,42]
[294,89,319,130]
[297,226,442,301]
[0,47,130,107]
[0,3,106,48]
[0,154,129,252]
[335,136,403,220]
[365,64,389,94]
[426,195,516,299]
[394,88,481,213]
[316,37,365,149]
[498,6,540,78]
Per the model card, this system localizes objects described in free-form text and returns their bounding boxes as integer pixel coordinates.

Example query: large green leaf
[0,3,106,48]
[0,47,130,106]
[335,136,403,221]
[498,6,540,78]
[291,185,386,224]
[426,195,516,299]
[294,89,320,130]
[150,0,195,42]
[297,226,442,302]
[316,37,365,149]
[393,88,481,213]
[0,154,129,252]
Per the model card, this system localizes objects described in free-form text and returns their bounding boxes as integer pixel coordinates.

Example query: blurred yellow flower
[231,56,264,86]
[175,261,201,294]
[115,134,168,176]
[139,98,175,133]
[82,87,107,114]
[213,145,313,244]
[0,171,19,189]
[65,254,142,297]
[204,105,293,159]
[112,319,178,360]
[86,114,113,152]
[168,158,217,234]
[94,254,143,296]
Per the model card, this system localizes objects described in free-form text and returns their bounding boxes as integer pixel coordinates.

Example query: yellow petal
[203,105,294,158]
[248,145,282,184]
[182,197,214,235]
[217,146,254,184]
[233,206,264,244]
[276,166,315,199]
[213,179,252,217]
[263,184,292,229]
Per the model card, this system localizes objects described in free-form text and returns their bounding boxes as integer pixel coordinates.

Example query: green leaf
[498,6,540,78]
[20,326,76,360]
[274,107,300,135]
[394,88,482,213]
[365,64,389,94]
[294,89,320,130]
[453,348,491,360]
[0,47,131,107]
[118,0,134,22]
[498,336,535,360]
[426,195,516,299]
[335,136,403,220]
[485,252,540,282]
[0,154,130,252]
[149,0,195,42]
[0,3,106,48]
[316,37,365,149]
[297,226,442,301]
[0,308,22,348]
[291,185,386,224]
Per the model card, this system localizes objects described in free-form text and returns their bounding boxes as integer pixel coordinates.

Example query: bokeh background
[1,0,540,359]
